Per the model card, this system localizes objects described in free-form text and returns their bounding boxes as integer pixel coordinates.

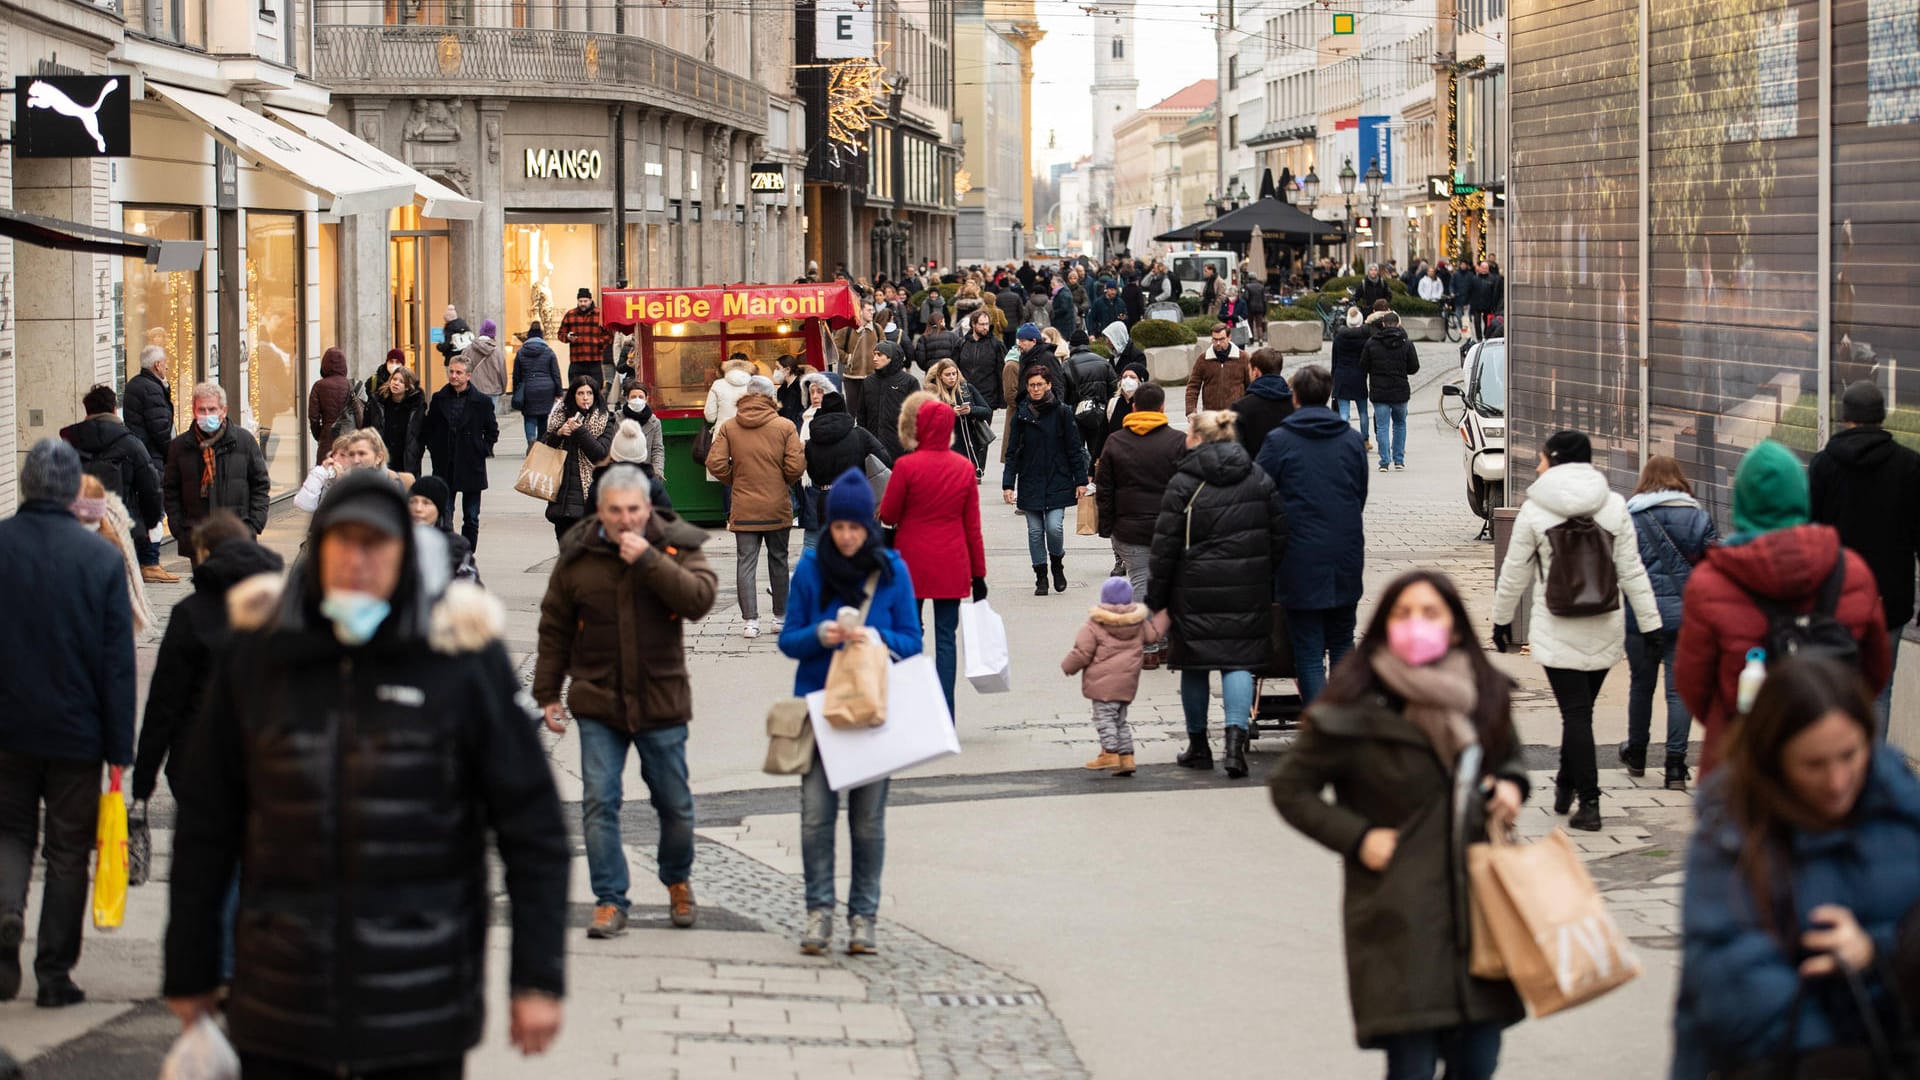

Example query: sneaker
[770,614,784,631]
[668,882,697,929]
[141,564,180,584]
[742,620,761,639]
[586,904,627,939]
[847,914,877,955]
[800,909,833,956]
[1378,464,1389,473]
[1392,464,1405,471]
[0,911,21,1001]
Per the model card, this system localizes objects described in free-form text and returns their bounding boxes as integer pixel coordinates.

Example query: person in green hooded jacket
[1675,440,1891,774]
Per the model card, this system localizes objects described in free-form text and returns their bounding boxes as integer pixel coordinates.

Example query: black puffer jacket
[124,368,175,463]
[61,415,163,530]
[365,388,427,475]
[164,493,567,1072]
[858,359,922,460]
[1330,325,1372,402]
[956,332,1008,410]
[1362,325,1421,406]
[1148,440,1290,671]
[1810,424,1920,628]
[1001,394,1089,513]
[132,539,285,801]
[805,403,891,518]
[913,329,961,373]
[1066,348,1116,410]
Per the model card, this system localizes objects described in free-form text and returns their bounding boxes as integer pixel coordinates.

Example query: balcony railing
[313,24,767,133]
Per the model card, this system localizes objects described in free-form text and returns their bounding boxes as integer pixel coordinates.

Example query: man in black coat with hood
[1230,348,1294,459]
[1360,312,1419,471]
[164,472,569,1074]
[857,342,921,460]
[61,383,166,581]
[1811,380,1920,729]
[804,392,891,523]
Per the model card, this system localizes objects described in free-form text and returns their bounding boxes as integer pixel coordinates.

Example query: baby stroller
[1250,605,1307,749]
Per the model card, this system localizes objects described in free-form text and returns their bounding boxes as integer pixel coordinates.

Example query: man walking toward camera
[535,466,719,938]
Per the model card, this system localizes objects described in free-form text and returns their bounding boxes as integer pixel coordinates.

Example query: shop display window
[643,319,811,410]
[245,211,304,497]
[122,207,202,437]
[503,221,600,385]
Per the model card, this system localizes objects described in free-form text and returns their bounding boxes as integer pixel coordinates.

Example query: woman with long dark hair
[1673,659,1920,1079]
[1002,364,1089,596]
[544,375,613,543]
[1271,570,1528,1080]
[365,364,426,475]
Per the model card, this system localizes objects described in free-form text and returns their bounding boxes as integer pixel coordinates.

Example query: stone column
[675,115,695,285]
[475,100,508,339]
[705,123,732,284]
[340,99,392,383]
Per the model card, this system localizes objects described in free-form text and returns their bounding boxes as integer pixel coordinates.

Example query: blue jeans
[1334,396,1372,443]
[523,412,547,447]
[578,721,696,908]
[136,530,159,567]
[1024,507,1065,565]
[1625,629,1690,761]
[1288,605,1358,705]
[801,754,889,917]
[1877,633,1902,739]
[1380,1021,1503,1080]
[920,598,960,718]
[1372,402,1408,466]
[1181,669,1254,733]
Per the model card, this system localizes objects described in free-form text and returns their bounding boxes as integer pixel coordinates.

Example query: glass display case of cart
[600,283,863,522]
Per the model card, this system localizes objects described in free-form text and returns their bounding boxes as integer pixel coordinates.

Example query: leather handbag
[763,698,814,776]
[1725,962,1920,1079]
[690,423,715,468]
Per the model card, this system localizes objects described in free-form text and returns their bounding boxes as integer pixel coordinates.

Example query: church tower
[1089,1,1138,165]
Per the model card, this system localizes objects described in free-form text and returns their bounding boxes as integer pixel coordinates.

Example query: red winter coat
[1677,523,1891,775]
[880,398,986,600]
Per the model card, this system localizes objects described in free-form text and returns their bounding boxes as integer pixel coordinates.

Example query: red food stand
[600,283,862,522]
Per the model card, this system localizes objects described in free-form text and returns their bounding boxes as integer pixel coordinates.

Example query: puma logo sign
[27,79,118,153]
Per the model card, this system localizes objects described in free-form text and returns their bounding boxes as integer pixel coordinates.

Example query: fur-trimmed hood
[229,571,504,655]
[1088,601,1149,627]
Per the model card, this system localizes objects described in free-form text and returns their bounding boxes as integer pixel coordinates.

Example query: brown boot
[1114,754,1136,777]
[142,564,180,584]
[667,882,696,928]
[586,904,627,939]
[1083,751,1122,771]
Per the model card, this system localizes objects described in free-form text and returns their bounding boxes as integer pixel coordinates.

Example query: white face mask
[1120,377,1140,395]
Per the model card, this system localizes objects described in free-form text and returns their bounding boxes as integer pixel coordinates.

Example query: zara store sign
[524,146,603,181]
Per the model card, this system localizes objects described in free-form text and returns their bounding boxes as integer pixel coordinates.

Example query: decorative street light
[1339,157,1358,270]
[1338,158,1357,196]
[1205,193,1219,219]
[1302,165,1320,203]
[1283,180,1299,206]
[1011,219,1023,259]
[1364,157,1385,268]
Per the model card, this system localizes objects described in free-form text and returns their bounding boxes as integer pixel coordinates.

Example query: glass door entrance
[390,207,451,391]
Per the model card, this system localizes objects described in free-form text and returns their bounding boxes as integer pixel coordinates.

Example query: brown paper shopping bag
[1467,839,1507,979]
[1076,492,1098,536]
[1469,829,1640,1017]
[515,442,568,502]
[822,634,890,729]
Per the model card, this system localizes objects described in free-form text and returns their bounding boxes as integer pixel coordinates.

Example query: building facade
[954,0,1040,264]
[1106,78,1215,257]
[1082,0,1136,260]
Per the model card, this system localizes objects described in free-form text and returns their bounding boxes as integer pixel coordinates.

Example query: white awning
[146,83,412,217]
[265,107,482,221]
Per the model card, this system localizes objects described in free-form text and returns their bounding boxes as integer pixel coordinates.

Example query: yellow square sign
[1332,12,1355,34]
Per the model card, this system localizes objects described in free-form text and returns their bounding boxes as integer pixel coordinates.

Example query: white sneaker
[743,620,761,639]
[771,615,784,631]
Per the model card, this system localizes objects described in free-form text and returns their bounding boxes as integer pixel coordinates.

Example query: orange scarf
[193,423,221,496]
[1122,410,1169,435]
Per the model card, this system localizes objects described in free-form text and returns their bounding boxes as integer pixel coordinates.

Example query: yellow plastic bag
[93,766,128,930]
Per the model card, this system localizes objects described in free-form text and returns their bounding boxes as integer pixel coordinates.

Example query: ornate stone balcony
[312,24,767,134]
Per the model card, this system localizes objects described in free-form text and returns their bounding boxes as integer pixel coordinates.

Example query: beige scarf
[1368,648,1480,762]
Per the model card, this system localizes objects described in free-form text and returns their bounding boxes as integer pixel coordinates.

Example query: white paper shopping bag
[959,599,1012,694]
[807,654,960,791]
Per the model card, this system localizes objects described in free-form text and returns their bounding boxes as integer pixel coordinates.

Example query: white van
[1162,249,1235,301]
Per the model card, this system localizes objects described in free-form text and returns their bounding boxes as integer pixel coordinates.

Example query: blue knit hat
[825,467,876,527]
[1099,576,1133,606]
[1016,322,1042,342]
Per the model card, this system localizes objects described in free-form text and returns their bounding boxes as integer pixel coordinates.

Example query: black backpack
[1541,515,1621,617]
[1743,556,1861,670]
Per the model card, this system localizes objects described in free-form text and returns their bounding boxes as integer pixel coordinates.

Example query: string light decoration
[826,54,892,151]
[245,259,262,431]
[1445,55,1484,263]
[164,272,197,433]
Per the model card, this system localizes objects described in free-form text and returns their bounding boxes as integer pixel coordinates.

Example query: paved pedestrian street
[12,342,1694,1078]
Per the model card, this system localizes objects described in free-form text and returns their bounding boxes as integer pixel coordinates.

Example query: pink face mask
[1387,617,1453,667]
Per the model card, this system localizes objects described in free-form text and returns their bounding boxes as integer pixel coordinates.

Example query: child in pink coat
[1061,577,1163,776]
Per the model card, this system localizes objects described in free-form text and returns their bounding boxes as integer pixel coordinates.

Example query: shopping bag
[160,1015,241,1080]
[763,698,815,775]
[823,630,890,729]
[865,453,892,504]
[93,766,128,930]
[1076,490,1098,536]
[1467,840,1507,979]
[960,599,1012,693]
[128,798,152,887]
[1470,828,1640,1017]
[808,654,960,791]
[514,441,568,502]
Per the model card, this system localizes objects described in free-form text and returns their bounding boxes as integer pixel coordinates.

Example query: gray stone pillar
[342,99,392,382]
[476,100,508,337]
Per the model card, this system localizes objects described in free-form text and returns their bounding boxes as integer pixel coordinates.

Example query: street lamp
[1365,157,1385,269]
[1205,193,1219,219]
[1011,220,1023,259]
[1283,181,1299,206]
[1302,165,1320,203]
[1339,157,1358,270]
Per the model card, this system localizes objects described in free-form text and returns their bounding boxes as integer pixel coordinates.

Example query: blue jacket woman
[1622,456,1718,789]
[1674,659,1920,1078]
[778,468,921,958]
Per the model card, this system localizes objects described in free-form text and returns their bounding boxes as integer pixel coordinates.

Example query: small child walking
[1061,577,1163,777]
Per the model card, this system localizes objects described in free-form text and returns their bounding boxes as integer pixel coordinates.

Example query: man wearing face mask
[620,379,667,477]
[162,382,270,562]
[164,471,570,1074]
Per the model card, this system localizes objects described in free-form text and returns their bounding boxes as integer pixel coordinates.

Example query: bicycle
[1317,290,1356,341]
[1442,294,1462,342]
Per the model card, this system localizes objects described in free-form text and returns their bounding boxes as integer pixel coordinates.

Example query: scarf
[624,400,654,425]
[1367,648,1480,763]
[817,530,888,609]
[194,422,222,497]
[1123,410,1169,435]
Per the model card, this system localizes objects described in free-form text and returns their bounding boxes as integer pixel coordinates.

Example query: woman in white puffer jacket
[1490,430,1662,833]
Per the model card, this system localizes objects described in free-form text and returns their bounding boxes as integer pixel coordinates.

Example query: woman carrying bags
[778,469,922,959]
[544,376,614,544]
[1271,570,1529,1080]
[922,359,993,477]
[1673,658,1920,1079]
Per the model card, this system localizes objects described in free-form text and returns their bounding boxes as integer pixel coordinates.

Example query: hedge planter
[1269,320,1325,354]
[1402,316,1445,342]
[1146,345,1195,385]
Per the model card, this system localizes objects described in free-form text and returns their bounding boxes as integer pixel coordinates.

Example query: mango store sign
[525,147,604,180]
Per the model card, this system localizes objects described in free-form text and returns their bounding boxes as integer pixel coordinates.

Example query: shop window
[122,207,202,437]
[318,222,341,356]
[154,0,207,48]
[503,221,601,392]
[245,211,303,498]
[643,320,809,411]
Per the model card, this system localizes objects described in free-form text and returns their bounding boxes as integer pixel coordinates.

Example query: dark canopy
[1193,196,1345,245]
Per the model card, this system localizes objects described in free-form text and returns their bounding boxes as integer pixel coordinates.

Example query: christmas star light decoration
[826,43,893,152]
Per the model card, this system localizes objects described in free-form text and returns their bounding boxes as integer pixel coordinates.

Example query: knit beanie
[746,375,777,398]
[1016,322,1042,342]
[479,319,497,339]
[1731,440,1810,538]
[410,475,452,522]
[609,419,649,464]
[1099,576,1133,606]
[825,466,876,527]
[386,347,406,364]
[818,391,847,415]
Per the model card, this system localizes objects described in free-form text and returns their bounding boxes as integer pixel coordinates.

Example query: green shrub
[1772,401,1920,455]
[905,283,963,310]
[1177,295,1203,317]
[1391,295,1442,316]
[1322,275,1362,294]
[1268,304,1323,322]
[1089,339,1114,359]
[1183,315,1221,338]
[1130,318,1198,348]
[1388,278,1409,295]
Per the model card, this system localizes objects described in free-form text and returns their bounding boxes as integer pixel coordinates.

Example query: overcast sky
[1027,1,1219,170]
